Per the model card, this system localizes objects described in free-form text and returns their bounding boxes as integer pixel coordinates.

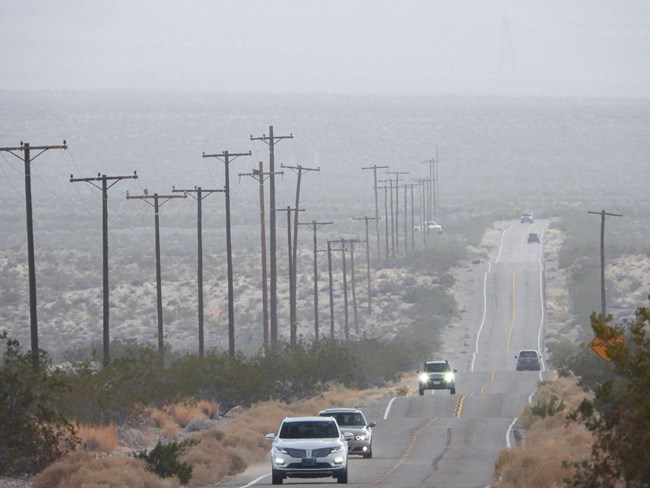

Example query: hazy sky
[2,0,649,98]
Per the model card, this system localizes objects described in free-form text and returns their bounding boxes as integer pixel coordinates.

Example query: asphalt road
[217,219,550,488]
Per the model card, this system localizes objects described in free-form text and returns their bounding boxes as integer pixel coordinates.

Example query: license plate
[433,381,441,385]
[302,458,316,467]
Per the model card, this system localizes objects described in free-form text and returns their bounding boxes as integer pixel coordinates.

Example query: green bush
[135,438,198,485]
[0,332,79,476]
[529,395,565,418]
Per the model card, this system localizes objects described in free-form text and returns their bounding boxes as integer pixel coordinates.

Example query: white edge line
[239,474,269,487]
[471,261,491,372]
[506,417,517,449]
[537,229,546,377]
[384,396,398,420]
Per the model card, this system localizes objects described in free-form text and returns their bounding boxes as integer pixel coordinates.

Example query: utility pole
[379,185,390,259]
[70,171,138,366]
[402,184,408,254]
[588,210,623,319]
[281,164,320,272]
[330,238,351,340]
[362,164,389,262]
[379,179,395,257]
[1,141,67,369]
[422,152,440,218]
[240,163,283,351]
[386,171,409,253]
[348,239,363,334]
[202,149,251,356]
[126,190,187,359]
[326,240,343,339]
[276,206,304,347]
[172,185,223,358]
[353,216,378,314]
[408,183,416,252]
[298,220,333,341]
[251,127,293,349]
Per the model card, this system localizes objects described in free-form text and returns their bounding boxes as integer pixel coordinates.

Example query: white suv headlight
[444,372,455,382]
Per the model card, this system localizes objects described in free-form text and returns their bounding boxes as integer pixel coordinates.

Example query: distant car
[418,360,456,395]
[415,221,443,233]
[319,408,376,458]
[515,350,542,371]
[265,416,354,484]
[527,233,540,243]
[520,213,534,223]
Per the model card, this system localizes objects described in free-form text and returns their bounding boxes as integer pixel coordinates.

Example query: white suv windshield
[280,421,339,439]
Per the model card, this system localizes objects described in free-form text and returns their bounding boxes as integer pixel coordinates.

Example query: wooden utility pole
[70,171,138,366]
[326,240,343,339]
[386,171,409,253]
[362,164,389,262]
[281,164,319,271]
[202,149,250,356]
[1,141,67,369]
[298,220,333,341]
[172,185,223,357]
[348,239,363,334]
[126,191,187,359]
[588,210,623,319]
[353,216,378,314]
[240,163,283,351]
[379,185,390,259]
[251,127,293,349]
[422,149,440,217]
[275,206,304,347]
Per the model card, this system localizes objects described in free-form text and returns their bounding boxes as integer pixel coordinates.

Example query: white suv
[265,416,354,484]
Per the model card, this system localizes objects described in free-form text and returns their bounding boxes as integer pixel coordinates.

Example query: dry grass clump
[77,423,119,453]
[32,451,178,488]
[181,432,246,487]
[492,376,593,487]
[493,419,592,487]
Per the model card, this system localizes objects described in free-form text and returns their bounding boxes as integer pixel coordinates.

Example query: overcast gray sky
[2,0,649,98]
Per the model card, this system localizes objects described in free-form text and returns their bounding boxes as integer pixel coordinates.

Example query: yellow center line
[506,264,517,353]
[374,416,438,485]
[480,371,496,395]
[455,394,468,417]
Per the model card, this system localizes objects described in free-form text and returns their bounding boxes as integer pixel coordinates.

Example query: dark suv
[515,350,542,371]
[418,360,456,395]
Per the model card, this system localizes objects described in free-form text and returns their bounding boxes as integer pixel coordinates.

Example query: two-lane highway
[218,220,550,488]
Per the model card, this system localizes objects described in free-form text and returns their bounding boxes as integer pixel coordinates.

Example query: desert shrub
[77,423,119,452]
[0,332,80,476]
[135,438,198,485]
[33,451,175,488]
[529,396,565,418]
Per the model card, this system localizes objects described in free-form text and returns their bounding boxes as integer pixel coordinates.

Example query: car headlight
[331,444,345,453]
[273,446,288,454]
[419,373,429,383]
[444,372,455,382]
[355,434,367,441]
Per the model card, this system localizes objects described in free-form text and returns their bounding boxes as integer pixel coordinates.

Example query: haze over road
[216,219,550,488]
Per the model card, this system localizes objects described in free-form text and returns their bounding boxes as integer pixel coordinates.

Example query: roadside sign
[589,334,624,362]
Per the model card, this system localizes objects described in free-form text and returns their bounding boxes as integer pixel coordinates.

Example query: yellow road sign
[589,335,624,362]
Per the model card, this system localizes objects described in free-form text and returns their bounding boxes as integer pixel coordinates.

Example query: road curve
[217,219,550,488]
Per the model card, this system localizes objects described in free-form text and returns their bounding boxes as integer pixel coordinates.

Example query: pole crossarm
[172,186,224,201]
[70,172,138,191]
[250,133,293,146]
[202,150,251,161]
[281,163,320,174]
[239,169,284,183]
[1,141,67,162]
[126,192,187,206]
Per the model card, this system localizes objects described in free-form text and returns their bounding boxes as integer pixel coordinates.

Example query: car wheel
[337,467,348,484]
[271,470,283,485]
[418,387,424,396]
[450,386,456,395]
[363,447,373,459]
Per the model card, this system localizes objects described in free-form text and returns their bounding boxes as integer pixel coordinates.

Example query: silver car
[319,408,376,458]
[265,416,353,485]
